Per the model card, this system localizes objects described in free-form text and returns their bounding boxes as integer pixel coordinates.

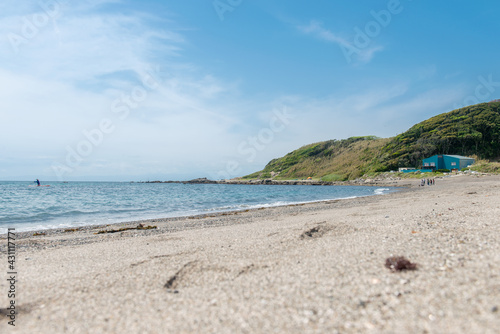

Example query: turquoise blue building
[422,155,475,172]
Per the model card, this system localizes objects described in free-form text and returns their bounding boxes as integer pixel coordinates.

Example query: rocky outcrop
[183,178,218,184]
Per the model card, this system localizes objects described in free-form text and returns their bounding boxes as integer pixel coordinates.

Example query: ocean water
[0,181,395,234]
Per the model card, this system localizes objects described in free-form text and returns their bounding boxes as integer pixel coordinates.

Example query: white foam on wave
[204,195,364,214]
[374,188,390,195]
[0,220,113,235]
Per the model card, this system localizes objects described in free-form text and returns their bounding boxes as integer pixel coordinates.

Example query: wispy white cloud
[299,20,349,46]
[298,20,383,64]
[1,10,184,82]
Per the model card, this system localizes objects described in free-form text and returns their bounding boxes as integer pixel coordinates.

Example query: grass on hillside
[243,136,390,181]
[468,159,500,174]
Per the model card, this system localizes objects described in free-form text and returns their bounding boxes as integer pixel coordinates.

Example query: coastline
[0,181,404,236]
[140,176,412,187]
[0,184,409,243]
[1,174,499,333]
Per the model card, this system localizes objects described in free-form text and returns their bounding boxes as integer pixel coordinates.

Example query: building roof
[442,155,475,160]
[424,154,474,160]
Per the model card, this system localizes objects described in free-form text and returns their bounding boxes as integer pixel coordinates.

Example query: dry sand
[1,174,499,333]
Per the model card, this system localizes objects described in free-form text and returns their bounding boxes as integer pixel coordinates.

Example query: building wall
[459,158,475,169]
[438,155,445,169]
[422,156,439,169]
[443,156,460,170]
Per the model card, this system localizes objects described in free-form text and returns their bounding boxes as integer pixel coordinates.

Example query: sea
[0,181,396,234]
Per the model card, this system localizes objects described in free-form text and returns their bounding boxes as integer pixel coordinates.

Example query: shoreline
[0,184,411,243]
[1,174,498,333]
[0,182,407,237]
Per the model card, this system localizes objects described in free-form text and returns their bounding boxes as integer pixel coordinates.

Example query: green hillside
[244,101,500,180]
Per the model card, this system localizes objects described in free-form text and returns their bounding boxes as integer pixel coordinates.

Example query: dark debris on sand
[95,223,157,234]
[385,256,418,272]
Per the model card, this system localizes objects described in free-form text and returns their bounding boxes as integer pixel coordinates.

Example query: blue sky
[1,0,499,181]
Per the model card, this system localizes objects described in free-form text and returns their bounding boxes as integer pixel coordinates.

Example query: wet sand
[1,174,499,333]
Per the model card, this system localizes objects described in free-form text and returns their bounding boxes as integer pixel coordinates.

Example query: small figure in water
[36,179,40,186]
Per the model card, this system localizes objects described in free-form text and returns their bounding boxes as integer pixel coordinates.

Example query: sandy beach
[1,174,499,333]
